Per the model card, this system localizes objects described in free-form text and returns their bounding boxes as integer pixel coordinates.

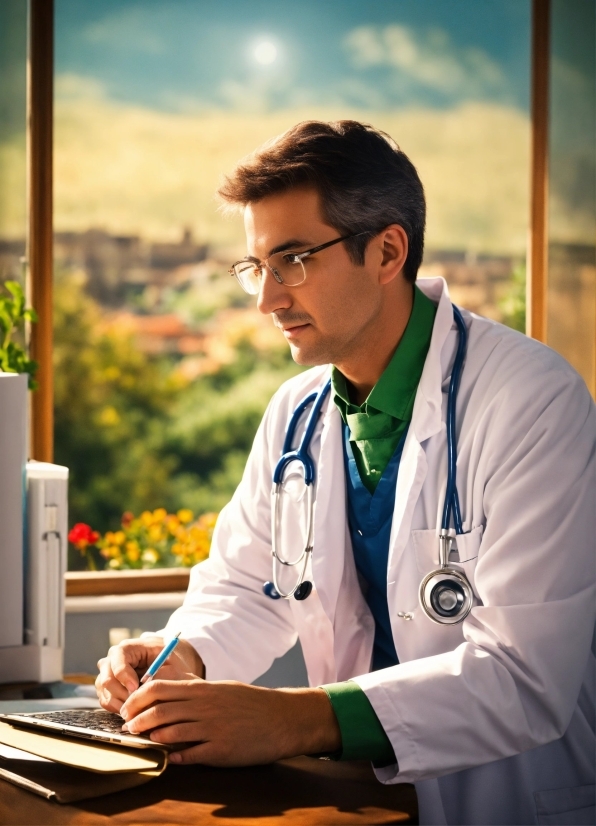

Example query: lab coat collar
[410,277,456,444]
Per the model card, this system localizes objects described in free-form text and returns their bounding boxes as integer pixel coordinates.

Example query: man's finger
[123,697,194,733]
[148,721,201,745]
[109,643,143,694]
[98,675,129,704]
[96,655,130,704]
[121,679,202,720]
[98,688,124,713]
[169,743,210,765]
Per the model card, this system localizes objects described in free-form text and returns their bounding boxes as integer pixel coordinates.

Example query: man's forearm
[275,688,342,758]
[121,679,342,765]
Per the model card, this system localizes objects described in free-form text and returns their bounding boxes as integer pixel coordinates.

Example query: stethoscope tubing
[268,380,332,599]
[273,381,332,486]
[442,305,467,536]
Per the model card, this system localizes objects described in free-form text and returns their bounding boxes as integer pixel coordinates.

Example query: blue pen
[139,631,182,685]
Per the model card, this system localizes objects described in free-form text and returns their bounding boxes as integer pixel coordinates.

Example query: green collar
[332,285,436,424]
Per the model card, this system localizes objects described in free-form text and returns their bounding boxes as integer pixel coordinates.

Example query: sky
[55,0,531,113]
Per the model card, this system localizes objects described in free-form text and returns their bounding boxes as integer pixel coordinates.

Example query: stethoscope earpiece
[263,579,313,600]
[263,581,281,599]
[294,581,312,601]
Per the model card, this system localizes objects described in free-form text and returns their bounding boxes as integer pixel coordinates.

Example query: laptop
[0,708,162,750]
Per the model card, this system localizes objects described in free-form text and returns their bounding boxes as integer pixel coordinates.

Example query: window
[547,0,595,395]
[53,0,533,571]
[0,1,27,288]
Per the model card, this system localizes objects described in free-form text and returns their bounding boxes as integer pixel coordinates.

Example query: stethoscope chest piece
[419,568,473,624]
[419,532,474,625]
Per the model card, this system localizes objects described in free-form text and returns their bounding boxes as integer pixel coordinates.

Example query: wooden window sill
[65,591,186,613]
[65,568,191,597]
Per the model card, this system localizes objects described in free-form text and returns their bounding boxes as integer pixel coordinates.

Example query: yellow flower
[98,406,120,427]
[125,541,140,562]
[142,549,159,565]
[166,515,180,535]
[148,525,163,543]
[100,544,121,559]
[140,511,153,528]
[113,531,125,545]
[199,512,218,532]
[177,508,194,524]
[152,508,167,523]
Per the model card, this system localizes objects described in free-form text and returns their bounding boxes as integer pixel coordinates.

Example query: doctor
[96,121,595,825]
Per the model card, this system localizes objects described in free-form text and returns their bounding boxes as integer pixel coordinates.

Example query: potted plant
[0,280,38,386]
[0,279,38,648]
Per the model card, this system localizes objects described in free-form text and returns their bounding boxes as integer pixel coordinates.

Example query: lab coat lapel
[387,279,455,576]
[311,393,346,625]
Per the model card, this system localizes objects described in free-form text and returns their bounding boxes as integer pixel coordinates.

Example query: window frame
[27,0,563,593]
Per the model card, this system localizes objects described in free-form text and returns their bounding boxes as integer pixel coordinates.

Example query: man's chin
[289,342,331,367]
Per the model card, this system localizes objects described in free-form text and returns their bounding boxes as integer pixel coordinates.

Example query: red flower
[68,523,100,551]
[121,511,134,528]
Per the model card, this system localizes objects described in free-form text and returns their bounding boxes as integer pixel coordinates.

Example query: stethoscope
[263,305,474,625]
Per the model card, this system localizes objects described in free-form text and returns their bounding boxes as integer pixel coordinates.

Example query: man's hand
[95,636,205,712]
[119,679,342,766]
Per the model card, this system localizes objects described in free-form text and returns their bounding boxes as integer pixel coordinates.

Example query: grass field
[46,91,531,256]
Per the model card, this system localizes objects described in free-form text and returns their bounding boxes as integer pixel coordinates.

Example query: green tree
[499,262,526,333]
[54,270,302,568]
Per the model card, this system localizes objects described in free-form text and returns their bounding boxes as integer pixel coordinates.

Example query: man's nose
[256,265,292,316]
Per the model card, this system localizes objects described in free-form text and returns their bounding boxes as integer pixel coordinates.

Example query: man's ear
[378,224,408,285]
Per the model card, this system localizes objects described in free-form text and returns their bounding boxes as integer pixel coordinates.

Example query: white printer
[0,374,69,683]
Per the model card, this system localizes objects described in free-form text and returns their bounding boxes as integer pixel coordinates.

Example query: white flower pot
[0,372,28,648]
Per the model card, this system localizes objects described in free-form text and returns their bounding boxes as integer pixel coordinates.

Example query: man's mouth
[273,316,312,338]
[280,322,310,340]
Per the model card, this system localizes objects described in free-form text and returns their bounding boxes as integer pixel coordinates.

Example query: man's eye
[283,253,302,265]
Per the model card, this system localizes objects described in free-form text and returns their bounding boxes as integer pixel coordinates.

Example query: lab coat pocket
[453,525,483,601]
[413,529,440,576]
[450,525,484,604]
[534,784,595,825]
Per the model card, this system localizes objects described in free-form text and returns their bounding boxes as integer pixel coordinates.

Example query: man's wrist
[277,687,342,757]
[178,639,206,678]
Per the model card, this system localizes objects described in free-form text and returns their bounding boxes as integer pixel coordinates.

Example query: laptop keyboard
[24,709,125,733]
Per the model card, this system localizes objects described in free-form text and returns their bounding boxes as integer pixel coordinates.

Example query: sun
[253,41,277,66]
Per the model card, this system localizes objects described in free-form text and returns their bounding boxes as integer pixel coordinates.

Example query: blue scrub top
[343,424,408,671]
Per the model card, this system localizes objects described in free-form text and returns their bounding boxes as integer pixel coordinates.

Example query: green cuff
[321,681,396,766]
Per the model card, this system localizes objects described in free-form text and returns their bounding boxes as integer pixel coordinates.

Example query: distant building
[419,250,519,320]
[53,227,208,306]
[103,311,205,355]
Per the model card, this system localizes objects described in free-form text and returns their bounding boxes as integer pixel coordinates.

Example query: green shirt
[332,286,437,492]
[323,285,437,763]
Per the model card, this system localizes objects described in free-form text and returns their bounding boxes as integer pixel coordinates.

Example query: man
[97,121,595,825]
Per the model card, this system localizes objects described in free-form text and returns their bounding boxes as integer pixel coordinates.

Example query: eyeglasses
[229,232,370,295]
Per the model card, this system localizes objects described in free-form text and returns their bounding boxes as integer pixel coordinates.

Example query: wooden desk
[0,756,417,825]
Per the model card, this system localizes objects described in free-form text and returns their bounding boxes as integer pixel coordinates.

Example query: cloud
[55,73,108,101]
[344,24,507,101]
[82,6,166,55]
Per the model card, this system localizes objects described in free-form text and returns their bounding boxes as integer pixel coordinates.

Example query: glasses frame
[229,231,371,294]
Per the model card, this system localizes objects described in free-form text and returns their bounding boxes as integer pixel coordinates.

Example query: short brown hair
[218,120,426,283]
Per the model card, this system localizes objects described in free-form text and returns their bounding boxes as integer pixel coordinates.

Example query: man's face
[244,187,387,367]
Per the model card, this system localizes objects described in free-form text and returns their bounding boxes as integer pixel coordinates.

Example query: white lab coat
[162,278,596,825]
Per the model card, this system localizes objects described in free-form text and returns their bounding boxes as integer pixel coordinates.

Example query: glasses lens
[268,252,306,287]
[233,261,261,294]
